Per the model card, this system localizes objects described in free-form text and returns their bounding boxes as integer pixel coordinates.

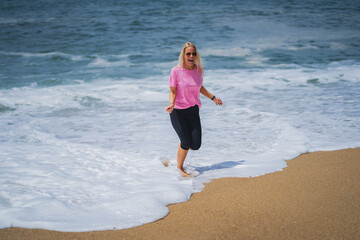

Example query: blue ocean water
[0,0,359,231]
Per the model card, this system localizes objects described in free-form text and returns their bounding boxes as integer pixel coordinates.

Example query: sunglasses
[186,52,197,56]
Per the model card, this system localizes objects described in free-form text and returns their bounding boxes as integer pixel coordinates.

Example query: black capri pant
[170,105,202,151]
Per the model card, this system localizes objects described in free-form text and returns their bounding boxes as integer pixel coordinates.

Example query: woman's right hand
[213,97,223,106]
[165,104,174,113]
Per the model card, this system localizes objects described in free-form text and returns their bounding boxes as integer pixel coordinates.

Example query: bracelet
[211,95,216,100]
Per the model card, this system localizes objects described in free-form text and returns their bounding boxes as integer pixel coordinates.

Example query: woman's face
[184,47,197,69]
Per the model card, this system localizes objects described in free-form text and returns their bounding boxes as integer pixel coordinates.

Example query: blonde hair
[178,42,204,74]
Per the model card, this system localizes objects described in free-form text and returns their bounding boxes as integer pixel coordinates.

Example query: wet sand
[1,148,359,240]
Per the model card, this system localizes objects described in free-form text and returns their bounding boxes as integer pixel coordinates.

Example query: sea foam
[1,61,359,231]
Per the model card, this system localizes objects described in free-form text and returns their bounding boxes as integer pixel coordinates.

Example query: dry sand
[1,148,359,240]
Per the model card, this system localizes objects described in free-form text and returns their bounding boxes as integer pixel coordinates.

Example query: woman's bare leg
[177,144,190,176]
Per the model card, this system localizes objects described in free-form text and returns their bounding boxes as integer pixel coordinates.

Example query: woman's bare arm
[200,86,223,105]
[165,87,177,113]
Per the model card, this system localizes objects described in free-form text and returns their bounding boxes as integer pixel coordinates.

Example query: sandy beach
[1,147,359,240]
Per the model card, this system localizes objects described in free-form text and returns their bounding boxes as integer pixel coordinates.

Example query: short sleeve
[169,68,178,87]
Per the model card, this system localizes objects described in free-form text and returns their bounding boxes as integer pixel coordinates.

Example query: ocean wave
[0,104,15,113]
[201,47,252,57]
[243,55,269,67]
[73,95,107,108]
[329,42,347,50]
[87,57,133,68]
[0,51,83,61]
[286,44,319,51]
[0,17,56,25]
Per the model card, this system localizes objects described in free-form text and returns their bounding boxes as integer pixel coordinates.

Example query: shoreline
[1,148,359,239]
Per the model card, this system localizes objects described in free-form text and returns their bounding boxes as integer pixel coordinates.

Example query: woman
[165,42,223,177]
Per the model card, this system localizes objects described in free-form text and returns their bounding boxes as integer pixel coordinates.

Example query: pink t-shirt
[169,65,203,109]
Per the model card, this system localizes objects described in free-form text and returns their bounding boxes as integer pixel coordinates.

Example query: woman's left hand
[213,97,223,106]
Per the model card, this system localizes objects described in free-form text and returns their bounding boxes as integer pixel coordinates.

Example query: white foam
[0,51,83,61]
[243,55,269,66]
[0,17,56,25]
[287,44,319,51]
[87,57,133,68]
[0,61,359,231]
[330,42,347,50]
[201,47,252,57]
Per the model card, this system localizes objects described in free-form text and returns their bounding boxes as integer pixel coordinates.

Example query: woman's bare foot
[178,167,192,177]
[161,158,169,167]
